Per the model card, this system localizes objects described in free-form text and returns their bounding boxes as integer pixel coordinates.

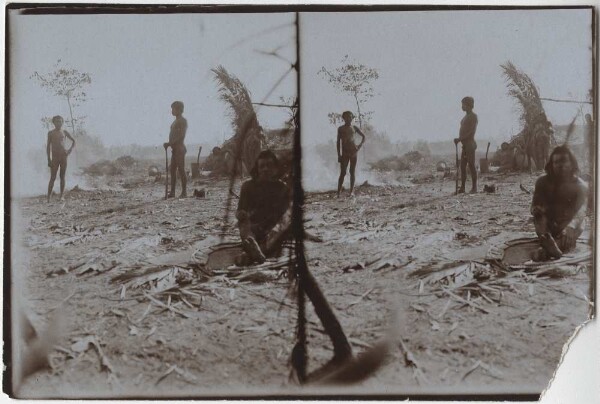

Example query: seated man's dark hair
[250,149,280,179]
[545,145,579,176]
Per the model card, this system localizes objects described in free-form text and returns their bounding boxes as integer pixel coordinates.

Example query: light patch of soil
[11,160,592,397]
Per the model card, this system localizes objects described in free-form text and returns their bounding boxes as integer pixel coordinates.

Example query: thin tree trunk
[354,93,366,159]
[66,94,75,135]
[66,93,77,166]
[354,94,362,129]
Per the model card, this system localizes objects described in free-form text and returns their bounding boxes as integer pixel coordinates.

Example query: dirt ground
[11,159,593,398]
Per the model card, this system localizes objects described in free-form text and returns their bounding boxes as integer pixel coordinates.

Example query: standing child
[336,111,365,197]
[46,115,75,203]
[453,97,478,193]
[164,101,188,198]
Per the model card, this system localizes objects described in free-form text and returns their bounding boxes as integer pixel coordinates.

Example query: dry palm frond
[212,65,259,137]
[212,65,263,171]
[501,61,548,142]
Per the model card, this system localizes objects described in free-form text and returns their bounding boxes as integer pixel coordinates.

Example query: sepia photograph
[299,7,595,397]
[3,4,597,400]
[6,6,301,398]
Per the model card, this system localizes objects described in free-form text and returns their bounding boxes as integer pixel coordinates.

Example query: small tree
[40,116,53,131]
[327,111,374,127]
[327,112,343,126]
[318,55,379,128]
[31,59,91,139]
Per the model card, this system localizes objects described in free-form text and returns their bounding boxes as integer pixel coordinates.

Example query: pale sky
[9,12,297,150]
[9,9,592,151]
[7,8,594,196]
[300,9,593,145]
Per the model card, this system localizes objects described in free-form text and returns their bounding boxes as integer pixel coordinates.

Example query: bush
[82,160,123,176]
[115,155,136,168]
[413,140,431,157]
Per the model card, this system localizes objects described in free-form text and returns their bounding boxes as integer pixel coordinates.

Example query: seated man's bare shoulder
[240,178,254,192]
[575,176,589,193]
[534,174,551,190]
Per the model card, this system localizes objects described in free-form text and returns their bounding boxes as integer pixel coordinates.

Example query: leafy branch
[318,55,379,128]
[30,59,92,138]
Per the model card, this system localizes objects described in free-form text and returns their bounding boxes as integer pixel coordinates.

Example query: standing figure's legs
[170,152,177,197]
[348,155,358,196]
[459,148,468,193]
[47,160,59,203]
[59,158,67,200]
[466,148,477,193]
[337,156,349,197]
[175,151,187,197]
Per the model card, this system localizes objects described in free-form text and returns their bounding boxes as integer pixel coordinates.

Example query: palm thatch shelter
[209,65,265,176]
[501,61,556,170]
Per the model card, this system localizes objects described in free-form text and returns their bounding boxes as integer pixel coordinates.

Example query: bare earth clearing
[14,159,592,397]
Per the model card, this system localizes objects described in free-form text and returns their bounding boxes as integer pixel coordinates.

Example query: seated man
[531,145,588,260]
[236,150,291,264]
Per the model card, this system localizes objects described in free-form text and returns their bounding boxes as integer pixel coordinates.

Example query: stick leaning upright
[164,147,169,200]
[455,143,459,195]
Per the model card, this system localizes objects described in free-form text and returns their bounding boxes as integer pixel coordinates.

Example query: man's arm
[336,128,342,161]
[64,130,75,154]
[567,182,589,230]
[171,119,187,147]
[236,181,250,221]
[270,183,292,224]
[353,126,366,149]
[46,133,52,167]
[530,176,554,240]
[560,181,588,249]
[165,119,185,149]
[282,182,292,211]
[567,203,587,231]
[530,176,548,217]
[458,114,477,142]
